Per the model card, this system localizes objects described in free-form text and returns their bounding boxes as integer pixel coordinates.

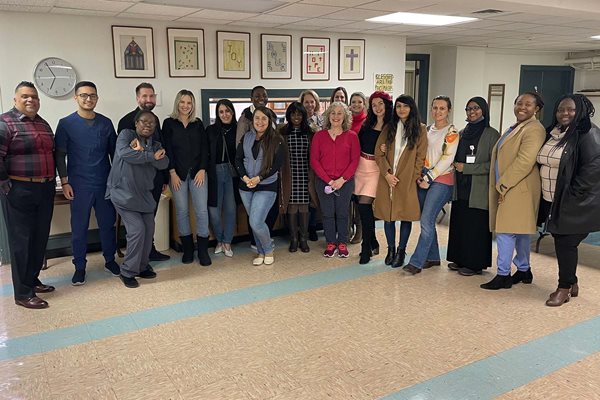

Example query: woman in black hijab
[447,97,500,276]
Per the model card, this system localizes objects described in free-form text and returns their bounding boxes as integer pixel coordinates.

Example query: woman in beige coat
[374,95,427,268]
[481,92,546,290]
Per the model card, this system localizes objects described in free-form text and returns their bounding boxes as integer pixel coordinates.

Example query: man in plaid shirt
[0,81,56,309]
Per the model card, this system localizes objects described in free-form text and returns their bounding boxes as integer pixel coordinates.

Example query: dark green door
[519,65,574,128]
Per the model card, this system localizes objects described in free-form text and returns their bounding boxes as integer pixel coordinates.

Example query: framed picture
[261,34,292,79]
[338,39,365,80]
[301,37,330,81]
[111,25,155,78]
[167,28,205,78]
[217,31,251,79]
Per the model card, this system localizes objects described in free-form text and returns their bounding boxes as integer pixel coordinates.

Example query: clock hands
[45,62,56,90]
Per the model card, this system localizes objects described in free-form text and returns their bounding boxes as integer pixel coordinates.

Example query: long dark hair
[284,101,310,135]
[215,99,237,132]
[253,105,282,177]
[546,94,595,149]
[363,94,393,134]
[387,95,421,150]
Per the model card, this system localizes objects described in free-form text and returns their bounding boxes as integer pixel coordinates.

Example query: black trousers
[553,232,588,289]
[4,180,55,300]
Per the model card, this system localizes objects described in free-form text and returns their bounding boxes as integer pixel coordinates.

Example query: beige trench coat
[489,116,546,234]
[373,124,428,221]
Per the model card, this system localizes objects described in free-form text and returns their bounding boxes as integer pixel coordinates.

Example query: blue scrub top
[55,112,117,191]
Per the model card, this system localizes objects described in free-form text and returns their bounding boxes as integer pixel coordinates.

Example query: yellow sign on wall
[374,73,394,94]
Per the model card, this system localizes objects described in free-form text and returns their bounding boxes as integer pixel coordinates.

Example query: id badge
[466,155,476,164]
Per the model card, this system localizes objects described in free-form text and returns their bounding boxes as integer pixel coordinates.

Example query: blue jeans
[239,190,276,255]
[496,233,531,276]
[208,163,237,244]
[171,171,209,237]
[384,221,412,250]
[408,182,453,269]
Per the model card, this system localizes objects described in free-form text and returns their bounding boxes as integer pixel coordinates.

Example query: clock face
[33,57,77,98]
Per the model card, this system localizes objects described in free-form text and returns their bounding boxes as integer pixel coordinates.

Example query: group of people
[1,80,598,310]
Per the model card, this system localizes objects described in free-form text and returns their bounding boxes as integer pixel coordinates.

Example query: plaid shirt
[0,107,55,184]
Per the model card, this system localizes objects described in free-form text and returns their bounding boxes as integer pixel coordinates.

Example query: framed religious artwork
[301,37,330,81]
[111,25,155,78]
[261,34,292,79]
[338,39,365,80]
[167,28,206,77]
[217,31,251,79]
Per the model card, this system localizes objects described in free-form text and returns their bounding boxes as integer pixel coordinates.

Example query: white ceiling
[3,0,600,51]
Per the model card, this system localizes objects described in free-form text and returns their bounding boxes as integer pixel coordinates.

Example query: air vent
[472,9,504,14]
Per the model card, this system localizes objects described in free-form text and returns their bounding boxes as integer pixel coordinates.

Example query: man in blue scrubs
[55,81,120,285]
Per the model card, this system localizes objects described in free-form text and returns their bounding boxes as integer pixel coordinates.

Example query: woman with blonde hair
[310,102,360,258]
[163,89,211,266]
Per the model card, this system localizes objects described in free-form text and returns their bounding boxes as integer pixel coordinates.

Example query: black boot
[180,235,194,264]
[196,236,212,266]
[511,268,533,284]
[480,274,512,290]
[391,247,406,268]
[298,212,310,253]
[384,247,396,265]
[358,203,374,265]
[371,237,380,256]
[288,212,299,252]
[149,243,170,261]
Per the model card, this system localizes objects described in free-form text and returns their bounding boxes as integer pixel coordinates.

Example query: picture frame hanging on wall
[167,28,206,78]
[301,37,330,81]
[217,31,251,79]
[111,25,155,78]
[338,39,365,81]
[261,34,292,79]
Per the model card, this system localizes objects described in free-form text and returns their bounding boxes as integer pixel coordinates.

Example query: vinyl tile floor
[1,223,599,400]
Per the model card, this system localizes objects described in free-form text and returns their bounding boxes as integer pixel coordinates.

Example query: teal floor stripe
[380,315,600,400]
[0,261,390,361]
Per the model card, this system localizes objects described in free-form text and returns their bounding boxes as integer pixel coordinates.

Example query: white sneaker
[252,255,264,265]
[264,253,274,265]
[223,246,233,257]
[214,242,223,254]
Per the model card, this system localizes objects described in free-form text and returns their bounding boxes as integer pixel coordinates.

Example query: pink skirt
[354,157,379,197]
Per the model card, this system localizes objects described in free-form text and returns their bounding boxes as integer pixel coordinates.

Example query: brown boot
[545,288,571,307]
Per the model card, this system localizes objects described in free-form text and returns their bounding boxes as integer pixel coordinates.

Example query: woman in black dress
[447,97,499,275]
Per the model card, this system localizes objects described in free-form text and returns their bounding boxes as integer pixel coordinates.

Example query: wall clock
[33,57,77,98]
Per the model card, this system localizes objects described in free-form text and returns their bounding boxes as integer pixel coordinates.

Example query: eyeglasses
[77,93,98,101]
[465,106,481,112]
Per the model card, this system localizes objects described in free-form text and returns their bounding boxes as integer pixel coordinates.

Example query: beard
[140,102,156,111]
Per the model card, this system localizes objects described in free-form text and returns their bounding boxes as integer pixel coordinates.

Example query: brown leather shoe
[402,264,422,275]
[34,284,55,293]
[15,296,49,309]
[423,260,441,269]
[546,288,571,307]
[571,283,579,297]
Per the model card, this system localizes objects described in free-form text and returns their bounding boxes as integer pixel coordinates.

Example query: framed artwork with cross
[338,39,365,80]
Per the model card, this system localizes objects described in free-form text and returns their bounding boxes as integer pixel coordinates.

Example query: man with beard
[117,82,170,261]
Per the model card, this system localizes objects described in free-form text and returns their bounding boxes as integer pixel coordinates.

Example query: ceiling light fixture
[591,35,600,40]
[367,12,477,26]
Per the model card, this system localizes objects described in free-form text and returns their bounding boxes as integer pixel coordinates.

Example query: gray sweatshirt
[105,129,169,212]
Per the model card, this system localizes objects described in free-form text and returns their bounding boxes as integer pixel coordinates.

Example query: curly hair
[323,102,353,131]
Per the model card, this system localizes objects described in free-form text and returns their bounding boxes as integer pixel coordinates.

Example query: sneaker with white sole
[71,270,86,286]
[264,253,274,265]
[253,255,264,265]
[214,243,223,254]
[323,243,337,257]
[337,243,349,258]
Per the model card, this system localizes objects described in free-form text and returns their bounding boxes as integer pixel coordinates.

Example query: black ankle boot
[371,237,380,256]
[196,236,212,266]
[391,247,406,268]
[180,234,194,264]
[384,247,396,265]
[511,268,533,284]
[480,274,512,290]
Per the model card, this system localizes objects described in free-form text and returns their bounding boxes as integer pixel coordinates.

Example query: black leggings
[553,232,588,288]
